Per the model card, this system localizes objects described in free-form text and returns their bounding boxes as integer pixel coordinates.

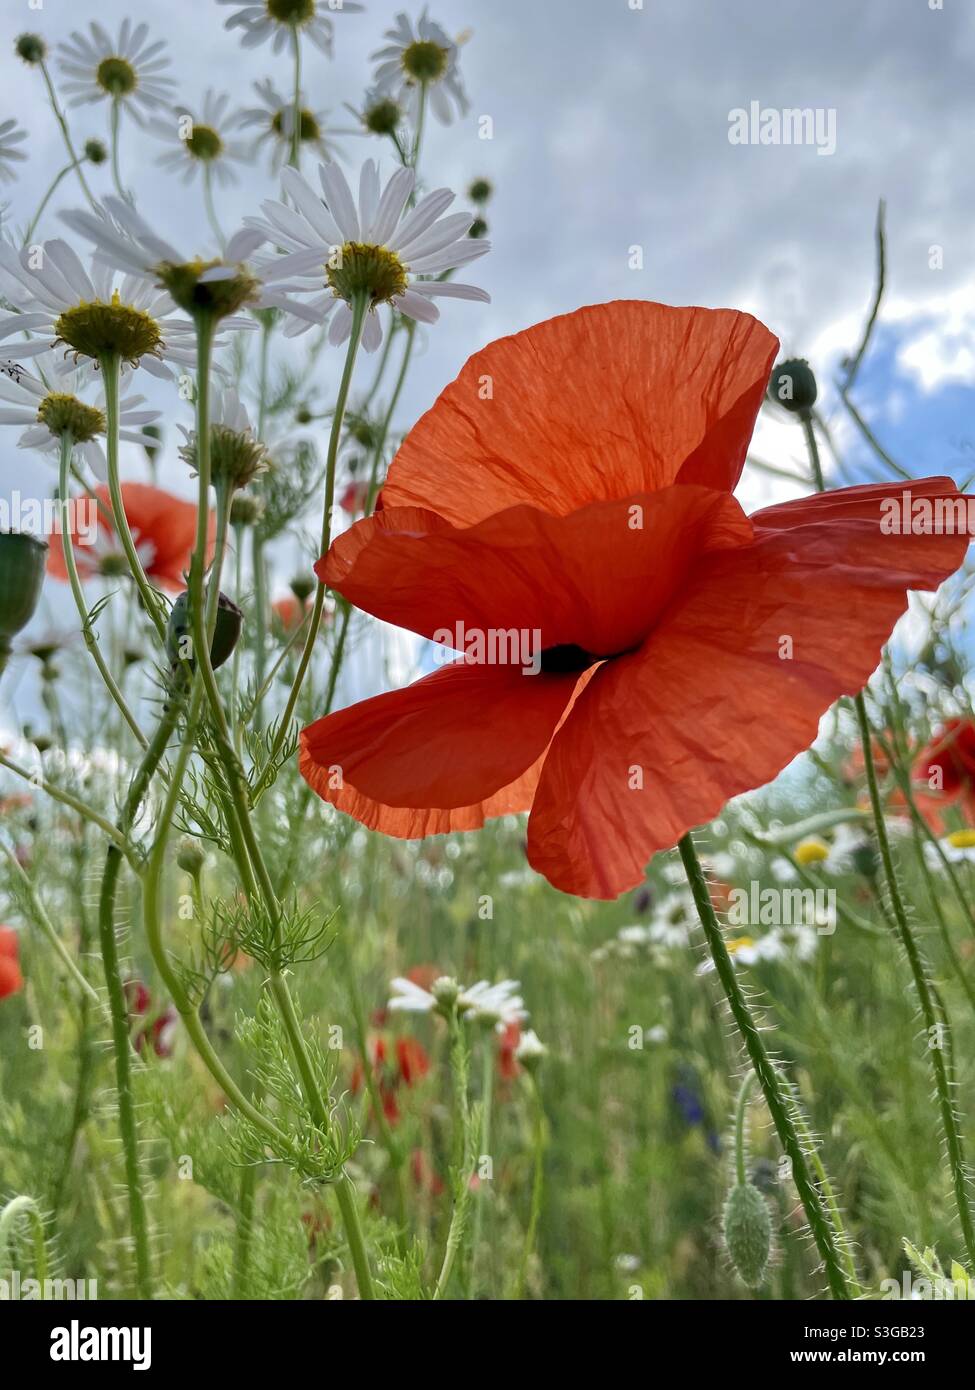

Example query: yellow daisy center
[37,393,106,443]
[55,291,163,365]
[155,258,259,320]
[326,242,408,307]
[267,0,315,24]
[401,40,448,83]
[96,56,138,97]
[947,829,975,849]
[794,837,830,865]
[271,107,321,143]
[184,124,224,161]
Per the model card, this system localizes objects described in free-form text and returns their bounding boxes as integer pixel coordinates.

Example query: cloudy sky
[2,0,972,710]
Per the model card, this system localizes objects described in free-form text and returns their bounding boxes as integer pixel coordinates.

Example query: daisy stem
[411,82,428,170]
[258,291,369,783]
[110,97,127,202]
[289,26,302,170]
[24,160,76,244]
[854,692,975,1266]
[57,430,148,748]
[203,165,226,253]
[38,59,97,210]
[677,833,853,1298]
[435,1011,475,1299]
[99,354,168,643]
[253,315,273,725]
[800,411,825,491]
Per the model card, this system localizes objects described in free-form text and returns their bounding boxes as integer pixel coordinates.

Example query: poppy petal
[380,300,778,525]
[527,478,969,898]
[300,659,582,834]
[322,486,753,658]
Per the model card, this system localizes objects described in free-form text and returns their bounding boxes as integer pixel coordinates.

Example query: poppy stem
[854,693,975,1266]
[677,833,853,1298]
[800,411,825,491]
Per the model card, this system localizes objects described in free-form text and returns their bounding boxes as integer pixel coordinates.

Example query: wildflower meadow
[0,0,972,1354]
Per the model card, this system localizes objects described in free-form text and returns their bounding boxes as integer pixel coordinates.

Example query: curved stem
[678,833,852,1298]
[289,26,302,169]
[854,693,975,1266]
[25,160,76,244]
[203,164,226,252]
[110,97,126,200]
[39,59,96,209]
[57,431,148,747]
[800,411,825,491]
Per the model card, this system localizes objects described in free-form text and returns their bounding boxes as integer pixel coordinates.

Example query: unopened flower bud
[0,532,47,677]
[230,494,263,528]
[15,33,46,65]
[768,358,818,416]
[176,837,206,876]
[290,574,315,604]
[166,590,243,674]
[723,1181,772,1288]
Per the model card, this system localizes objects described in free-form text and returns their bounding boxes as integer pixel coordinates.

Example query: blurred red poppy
[351,1033,431,1125]
[0,926,22,1000]
[48,483,214,593]
[912,719,975,831]
[124,979,177,1058]
[300,301,968,898]
[497,1021,521,1082]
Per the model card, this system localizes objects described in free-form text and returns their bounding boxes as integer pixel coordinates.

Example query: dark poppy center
[539,643,600,674]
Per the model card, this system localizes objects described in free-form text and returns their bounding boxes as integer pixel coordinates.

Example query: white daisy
[0,361,159,480]
[0,238,204,381]
[237,79,357,172]
[60,197,267,324]
[515,1029,547,1065]
[925,828,975,867]
[462,979,527,1029]
[371,10,469,126]
[57,20,176,125]
[0,119,28,184]
[344,87,405,141]
[150,91,249,187]
[217,0,364,57]
[177,386,269,489]
[249,159,490,352]
[387,976,439,1013]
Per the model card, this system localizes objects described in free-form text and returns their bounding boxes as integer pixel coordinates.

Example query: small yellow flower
[727,936,755,955]
[946,829,975,849]
[795,837,830,865]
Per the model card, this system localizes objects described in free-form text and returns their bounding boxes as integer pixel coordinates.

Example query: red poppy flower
[272,595,308,632]
[124,979,177,1057]
[497,1021,521,1082]
[340,480,371,516]
[351,1033,431,1124]
[0,926,21,1000]
[911,719,975,830]
[410,1148,445,1197]
[299,300,968,898]
[48,483,214,593]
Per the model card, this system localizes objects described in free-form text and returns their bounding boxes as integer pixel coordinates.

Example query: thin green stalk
[0,840,98,1003]
[38,58,96,208]
[289,25,302,169]
[257,292,369,783]
[203,164,226,251]
[97,713,178,1299]
[678,833,852,1298]
[52,844,98,1216]
[434,1013,475,1299]
[732,1072,756,1186]
[467,1034,495,1297]
[0,748,136,861]
[110,97,126,200]
[800,412,825,491]
[24,160,76,243]
[98,357,167,640]
[513,1073,546,1299]
[854,694,975,1265]
[57,431,148,747]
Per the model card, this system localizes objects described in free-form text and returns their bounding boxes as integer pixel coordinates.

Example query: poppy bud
[0,532,47,677]
[290,574,315,604]
[768,358,818,416]
[722,1181,772,1288]
[166,590,243,674]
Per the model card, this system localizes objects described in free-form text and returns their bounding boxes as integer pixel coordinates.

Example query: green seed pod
[768,358,818,416]
[289,574,315,604]
[166,590,243,673]
[0,532,48,676]
[722,1182,772,1288]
